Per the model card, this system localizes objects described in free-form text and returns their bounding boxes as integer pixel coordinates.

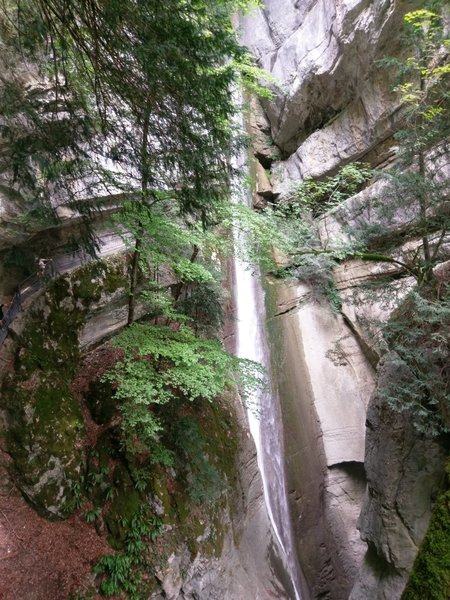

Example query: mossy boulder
[7,380,84,519]
[72,259,128,305]
[4,274,87,518]
[3,257,129,520]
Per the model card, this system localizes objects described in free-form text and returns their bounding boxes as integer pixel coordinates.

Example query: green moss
[17,295,84,378]
[152,395,238,560]
[203,505,226,558]
[105,464,145,548]
[150,469,173,520]
[402,460,450,600]
[104,264,128,293]
[51,276,71,304]
[4,257,130,519]
[7,381,84,518]
[72,258,128,303]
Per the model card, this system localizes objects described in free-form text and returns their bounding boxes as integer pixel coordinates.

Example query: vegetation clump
[379,290,450,437]
[104,322,263,460]
[287,162,373,218]
[402,460,450,600]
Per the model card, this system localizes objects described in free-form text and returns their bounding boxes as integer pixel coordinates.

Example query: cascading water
[232,177,306,600]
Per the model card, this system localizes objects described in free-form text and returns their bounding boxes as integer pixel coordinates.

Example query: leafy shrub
[175,282,224,335]
[104,323,264,458]
[287,162,373,217]
[379,290,450,437]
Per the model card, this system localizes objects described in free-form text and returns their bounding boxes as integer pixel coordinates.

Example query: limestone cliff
[240,1,449,598]
[0,1,448,598]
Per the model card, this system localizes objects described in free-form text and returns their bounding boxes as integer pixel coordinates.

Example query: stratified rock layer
[241,0,448,598]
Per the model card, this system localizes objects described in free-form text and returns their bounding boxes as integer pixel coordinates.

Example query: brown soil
[0,343,123,600]
[0,465,111,600]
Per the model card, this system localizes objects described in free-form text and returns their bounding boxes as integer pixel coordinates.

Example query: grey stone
[264,277,375,598]
[349,354,448,598]
[240,0,409,158]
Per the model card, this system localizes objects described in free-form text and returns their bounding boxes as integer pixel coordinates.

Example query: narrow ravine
[234,247,307,600]
[232,189,307,600]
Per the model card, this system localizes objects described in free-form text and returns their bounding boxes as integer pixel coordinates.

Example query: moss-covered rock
[402,460,450,600]
[6,379,85,519]
[3,257,130,519]
[72,258,128,305]
[4,273,87,518]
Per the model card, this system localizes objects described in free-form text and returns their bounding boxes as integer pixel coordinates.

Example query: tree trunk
[127,107,150,325]
[128,234,142,325]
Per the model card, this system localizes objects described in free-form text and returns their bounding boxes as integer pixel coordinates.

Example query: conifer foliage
[1,1,267,483]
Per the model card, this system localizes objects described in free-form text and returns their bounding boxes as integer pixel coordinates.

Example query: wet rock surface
[264,278,374,599]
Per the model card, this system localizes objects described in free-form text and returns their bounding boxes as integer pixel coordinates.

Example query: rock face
[148,420,291,600]
[240,1,449,598]
[1,258,131,518]
[349,355,448,599]
[164,411,291,600]
[264,278,375,598]
[239,0,430,197]
[0,255,289,598]
[241,0,401,150]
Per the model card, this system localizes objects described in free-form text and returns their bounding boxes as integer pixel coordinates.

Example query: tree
[0,5,110,255]
[1,0,266,319]
[4,0,273,457]
[104,323,264,460]
[374,6,450,287]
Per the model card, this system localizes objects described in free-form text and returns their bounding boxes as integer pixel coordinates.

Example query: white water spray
[232,150,305,599]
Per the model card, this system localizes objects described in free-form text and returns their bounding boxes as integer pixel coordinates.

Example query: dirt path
[0,455,110,600]
[0,477,111,599]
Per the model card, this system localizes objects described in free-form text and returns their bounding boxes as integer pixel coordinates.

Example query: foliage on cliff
[263,2,445,277]
[378,290,450,437]
[374,4,450,286]
[402,460,450,600]
[287,162,373,218]
[264,4,450,436]
[104,322,263,460]
[280,3,450,289]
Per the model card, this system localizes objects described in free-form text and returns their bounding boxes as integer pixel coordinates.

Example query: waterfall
[232,195,306,600]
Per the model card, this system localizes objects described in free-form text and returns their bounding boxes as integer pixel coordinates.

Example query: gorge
[0,1,449,599]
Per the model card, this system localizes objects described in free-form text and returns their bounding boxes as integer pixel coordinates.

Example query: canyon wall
[240,1,449,598]
[0,1,448,598]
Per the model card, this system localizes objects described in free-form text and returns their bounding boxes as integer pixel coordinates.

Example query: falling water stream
[234,248,305,600]
[232,162,305,598]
